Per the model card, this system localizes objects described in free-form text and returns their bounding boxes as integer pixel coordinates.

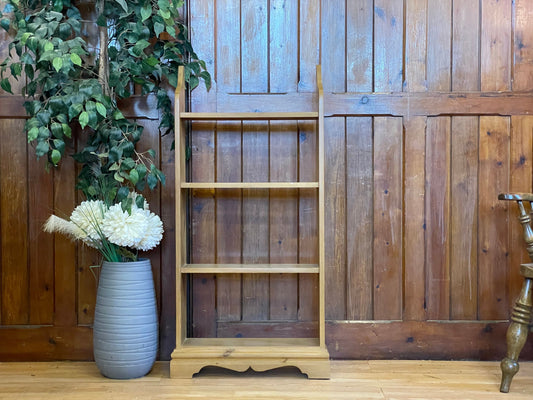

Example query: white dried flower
[136,211,164,251]
[70,200,105,244]
[102,204,148,248]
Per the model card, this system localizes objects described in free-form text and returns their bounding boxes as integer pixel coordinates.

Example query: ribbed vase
[93,259,158,379]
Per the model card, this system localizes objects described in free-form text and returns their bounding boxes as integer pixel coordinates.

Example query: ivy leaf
[51,122,63,138]
[95,102,107,117]
[52,57,63,72]
[129,168,139,185]
[51,149,61,165]
[115,0,128,12]
[0,78,12,94]
[140,5,151,21]
[70,53,82,66]
[35,140,49,157]
[1,18,10,32]
[113,171,125,183]
[28,127,39,141]
[79,111,89,129]
[44,41,54,52]
[154,22,164,37]
[62,123,72,138]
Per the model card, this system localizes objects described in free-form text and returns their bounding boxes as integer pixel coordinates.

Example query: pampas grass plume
[43,215,80,240]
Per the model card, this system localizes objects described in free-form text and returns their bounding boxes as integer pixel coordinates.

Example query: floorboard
[0,360,532,399]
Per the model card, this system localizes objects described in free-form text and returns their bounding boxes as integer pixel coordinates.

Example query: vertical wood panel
[269,125,298,320]
[324,118,346,320]
[478,116,510,320]
[452,0,480,91]
[297,0,320,322]
[0,120,28,325]
[270,0,299,91]
[321,0,346,92]
[28,156,54,324]
[322,0,347,321]
[481,0,512,91]
[241,0,269,323]
[508,116,533,306]
[298,121,318,322]
[373,117,403,320]
[160,105,176,358]
[513,0,533,91]
[53,142,77,327]
[190,0,217,338]
[137,119,162,309]
[425,117,451,320]
[216,122,242,322]
[427,0,452,91]
[373,0,403,92]
[215,0,242,325]
[298,0,320,92]
[403,116,427,321]
[450,116,478,320]
[269,2,299,321]
[242,123,270,321]
[346,117,373,320]
[404,0,427,92]
[346,0,373,92]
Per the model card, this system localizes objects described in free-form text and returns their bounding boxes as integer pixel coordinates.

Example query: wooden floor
[0,360,532,399]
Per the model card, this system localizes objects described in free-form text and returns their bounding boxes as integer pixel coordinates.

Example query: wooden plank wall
[186,0,533,360]
[1,0,533,361]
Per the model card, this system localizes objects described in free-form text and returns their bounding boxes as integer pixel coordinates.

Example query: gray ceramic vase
[93,258,158,379]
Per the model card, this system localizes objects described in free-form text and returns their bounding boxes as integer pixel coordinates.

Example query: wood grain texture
[403,116,427,321]
[508,116,533,309]
[298,0,320,92]
[481,0,512,91]
[373,0,403,92]
[0,120,28,325]
[452,0,480,91]
[346,117,373,320]
[326,320,532,360]
[425,117,451,320]
[324,117,346,320]
[52,137,77,328]
[240,0,269,324]
[450,117,479,320]
[427,0,451,91]
[4,360,533,399]
[373,117,403,320]
[478,116,510,320]
[513,0,533,91]
[346,0,373,92]
[320,0,345,93]
[298,121,319,322]
[27,155,54,325]
[404,0,427,92]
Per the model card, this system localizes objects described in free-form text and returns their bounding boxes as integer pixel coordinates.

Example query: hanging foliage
[0,0,210,206]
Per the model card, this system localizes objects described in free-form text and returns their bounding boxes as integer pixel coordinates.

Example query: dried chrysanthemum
[101,204,149,248]
[70,200,105,246]
[136,211,164,251]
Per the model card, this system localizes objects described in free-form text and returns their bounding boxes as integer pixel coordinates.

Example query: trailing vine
[0,0,210,206]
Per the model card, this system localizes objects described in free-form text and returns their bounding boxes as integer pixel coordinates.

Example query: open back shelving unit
[170,65,330,379]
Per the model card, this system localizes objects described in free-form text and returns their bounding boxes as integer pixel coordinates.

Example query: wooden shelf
[181,182,319,189]
[179,111,318,120]
[171,64,329,380]
[181,263,319,274]
[182,337,320,348]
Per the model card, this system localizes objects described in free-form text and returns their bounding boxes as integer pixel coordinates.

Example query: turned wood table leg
[500,277,533,393]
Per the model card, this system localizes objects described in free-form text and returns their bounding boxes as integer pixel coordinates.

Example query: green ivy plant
[0,0,210,206]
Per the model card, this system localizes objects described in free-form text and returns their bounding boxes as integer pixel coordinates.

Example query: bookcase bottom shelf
[170,338,330,379]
